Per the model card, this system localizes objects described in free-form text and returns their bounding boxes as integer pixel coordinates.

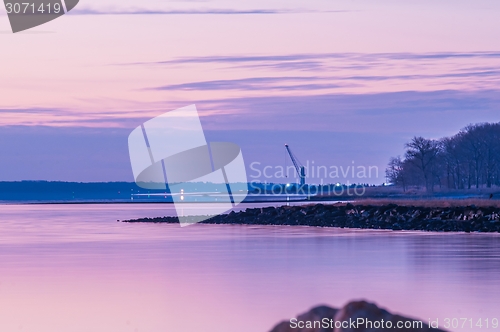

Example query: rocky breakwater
[269,300,446,331]
[123,203,500,232]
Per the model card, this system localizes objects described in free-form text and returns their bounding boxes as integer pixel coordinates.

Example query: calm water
[0,203,499,332]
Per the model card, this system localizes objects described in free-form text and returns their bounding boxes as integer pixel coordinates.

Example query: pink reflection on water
[0,204,499,332]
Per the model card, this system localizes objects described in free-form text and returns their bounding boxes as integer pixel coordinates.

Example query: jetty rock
[270,300,446,332]
[124,203,500,233]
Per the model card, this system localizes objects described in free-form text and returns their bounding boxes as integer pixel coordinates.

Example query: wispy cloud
[0,108,57,114]
[138,54,347,65]
[191,89,500,133]
[69,8,328,15]
[133,52,500,66]
[0,107,157,128]
[147,68,500,92]
[123,51,500,74]
[3,90,500,134]
[150,77,352,91]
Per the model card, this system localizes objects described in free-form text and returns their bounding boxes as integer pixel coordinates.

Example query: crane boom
[285,144,306,186]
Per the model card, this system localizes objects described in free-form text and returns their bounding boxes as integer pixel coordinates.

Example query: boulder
[269,300,446,332]
[270,305,338,332]
[334,300,443,331]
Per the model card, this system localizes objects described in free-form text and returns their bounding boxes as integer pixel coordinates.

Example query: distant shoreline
[123,203,500,233]
[0,199,311,205]
[1,181,499,204]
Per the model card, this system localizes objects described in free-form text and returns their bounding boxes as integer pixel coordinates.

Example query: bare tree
[388,122,500,192]
[479,123,500,187]
[441,136,467,189]
[404,137,441,192]
[460,124,486,189]
[386,156,406,191]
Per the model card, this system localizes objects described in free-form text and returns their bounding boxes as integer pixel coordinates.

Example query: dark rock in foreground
[123,203,500,233]
[271,305,338,332]
[270,300,446,332]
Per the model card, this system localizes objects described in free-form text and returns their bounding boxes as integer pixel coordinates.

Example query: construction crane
[285,144,306,186]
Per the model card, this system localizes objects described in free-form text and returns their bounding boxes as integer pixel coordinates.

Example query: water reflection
[0,204,498,332]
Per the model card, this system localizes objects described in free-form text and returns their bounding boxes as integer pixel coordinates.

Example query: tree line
[386,122,500,191]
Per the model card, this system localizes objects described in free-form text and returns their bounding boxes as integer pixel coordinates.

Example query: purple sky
[1,0,500,184]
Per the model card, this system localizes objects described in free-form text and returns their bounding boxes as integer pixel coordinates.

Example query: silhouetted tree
[386,156,406,190]
[404,136,441,191]
[386,122,500,191]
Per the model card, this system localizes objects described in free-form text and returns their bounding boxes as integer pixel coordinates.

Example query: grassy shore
[315,185,500,201]
[332,198,500,208]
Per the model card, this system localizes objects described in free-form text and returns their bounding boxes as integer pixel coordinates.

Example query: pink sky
[1,0,500,181]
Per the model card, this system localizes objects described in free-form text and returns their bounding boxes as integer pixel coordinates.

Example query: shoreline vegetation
[123,201,500,233]
[386,122,500,192]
